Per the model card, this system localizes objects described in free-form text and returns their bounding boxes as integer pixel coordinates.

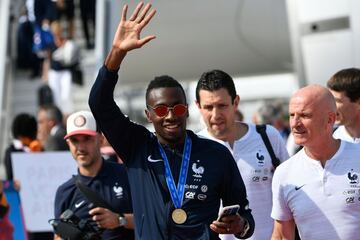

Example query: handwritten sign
[12,152,77,232]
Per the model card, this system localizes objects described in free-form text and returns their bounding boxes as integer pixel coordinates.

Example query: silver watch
[118,215,127,227]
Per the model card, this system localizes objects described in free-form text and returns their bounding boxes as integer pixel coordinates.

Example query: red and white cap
[64,110,97,139]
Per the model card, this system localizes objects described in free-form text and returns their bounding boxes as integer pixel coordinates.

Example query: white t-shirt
[198,123,289,240]
[333,125,360,144]
[271,141,360,240]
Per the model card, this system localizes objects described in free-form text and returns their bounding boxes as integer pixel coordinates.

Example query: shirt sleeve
[271,165,293,221]
[88,66,149,164]
[54,186,65,219]
[221,148,255,239]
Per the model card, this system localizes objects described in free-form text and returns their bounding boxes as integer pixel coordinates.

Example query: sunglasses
[147,104,188,118]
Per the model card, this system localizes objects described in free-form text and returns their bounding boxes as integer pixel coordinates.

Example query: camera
[50,209,103,240]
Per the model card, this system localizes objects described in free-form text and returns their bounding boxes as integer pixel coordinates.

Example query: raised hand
[113,2,156,52]
[105,2,156,70]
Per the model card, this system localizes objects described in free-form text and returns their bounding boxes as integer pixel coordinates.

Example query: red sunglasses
[147,104,188,118]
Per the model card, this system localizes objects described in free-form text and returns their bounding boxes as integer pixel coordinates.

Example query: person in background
[4,113,41,182]
[254,101,290,142]
[327,68,360,143]
[89,3,254,239]
[79,0,96,49]
[271,85,360,239]
[196,69,289,240]
[37,105,68,151]
[47,20,79,115]
[53,0,75,39]
[2,113,49,239]
[16,3,41,78]
[29,0,57,81]
[54,110,134,240]
[0,181,14,240]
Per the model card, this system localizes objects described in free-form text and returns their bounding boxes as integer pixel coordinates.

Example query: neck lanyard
[157,135,192,208]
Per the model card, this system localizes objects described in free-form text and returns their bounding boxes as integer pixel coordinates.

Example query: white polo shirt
[198,123,289,240]
[333,125,360,144]
[271,141,360,240]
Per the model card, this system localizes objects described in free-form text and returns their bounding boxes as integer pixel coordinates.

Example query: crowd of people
[17,0,96,116]
[1,1,360,240]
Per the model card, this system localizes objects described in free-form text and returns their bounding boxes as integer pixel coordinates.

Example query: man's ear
[145,109,152,123]
[328,111,337,125]
[355,97,360,106]
[49,119,56,128]
[98,133,105,144]
[234,95,240,108]
[195,100,201,109]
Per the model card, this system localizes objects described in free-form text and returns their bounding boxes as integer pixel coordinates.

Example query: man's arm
[89,207,134,230]
[271,159,295,240]
[123,213,135,229]
[271,219,296,240]
[210,149,255,238]
[89,2,156,162]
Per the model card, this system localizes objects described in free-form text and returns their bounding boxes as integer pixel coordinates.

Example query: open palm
[113,2,156,51]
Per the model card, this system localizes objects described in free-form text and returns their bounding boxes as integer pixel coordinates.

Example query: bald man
[270,85,360,240]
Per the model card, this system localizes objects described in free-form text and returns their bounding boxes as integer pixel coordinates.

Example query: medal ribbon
[158,134,192,209]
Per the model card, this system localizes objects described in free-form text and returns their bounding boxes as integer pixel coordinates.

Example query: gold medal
[172,208,187,224]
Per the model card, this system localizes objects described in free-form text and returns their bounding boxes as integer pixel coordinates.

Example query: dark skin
[145,87,188,148]
[104,2,246,235]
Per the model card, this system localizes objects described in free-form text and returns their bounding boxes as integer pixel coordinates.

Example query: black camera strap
[256,124,281,170]
[75,176,116,212]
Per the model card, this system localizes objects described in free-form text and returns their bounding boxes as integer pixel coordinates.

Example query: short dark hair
[196,70,237,103]
[39,105,63,124]
[145,75,186,104]
[12,113,37,139]
[327,68,360,102]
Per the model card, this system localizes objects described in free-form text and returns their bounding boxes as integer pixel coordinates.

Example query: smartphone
[217,204,240,221]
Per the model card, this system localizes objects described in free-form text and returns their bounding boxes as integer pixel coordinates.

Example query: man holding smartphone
[89,2,254,239]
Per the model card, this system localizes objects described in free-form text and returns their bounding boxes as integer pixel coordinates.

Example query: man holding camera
[53,110,134,240]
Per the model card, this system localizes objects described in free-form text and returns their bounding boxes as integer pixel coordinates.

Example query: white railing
[0,0,11,176]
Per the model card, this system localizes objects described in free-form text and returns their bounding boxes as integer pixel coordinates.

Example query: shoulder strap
[256,124,281,169]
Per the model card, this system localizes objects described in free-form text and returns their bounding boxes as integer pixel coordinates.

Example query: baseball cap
[64,110,97,139]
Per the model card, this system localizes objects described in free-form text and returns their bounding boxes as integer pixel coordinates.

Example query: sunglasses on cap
[147,104,188,118]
